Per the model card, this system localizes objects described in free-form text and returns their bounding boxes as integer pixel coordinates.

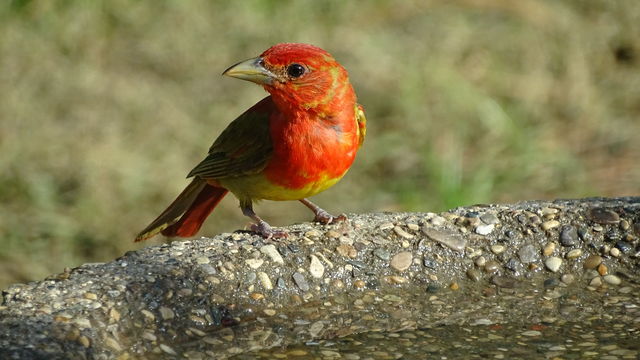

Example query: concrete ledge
[1,197,639,359]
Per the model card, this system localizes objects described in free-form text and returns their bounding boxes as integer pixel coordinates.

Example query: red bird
[136,43,366,241]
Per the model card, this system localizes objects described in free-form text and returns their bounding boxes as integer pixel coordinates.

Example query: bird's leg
[241,202,288,239]
[299,198,347,225]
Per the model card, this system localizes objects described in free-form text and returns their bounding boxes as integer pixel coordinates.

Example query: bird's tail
[135,178,228,242]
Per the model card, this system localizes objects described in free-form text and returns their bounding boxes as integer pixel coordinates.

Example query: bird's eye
[286,63,306,78]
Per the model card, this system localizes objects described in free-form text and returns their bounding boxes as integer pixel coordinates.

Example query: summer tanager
[135,43,366,241]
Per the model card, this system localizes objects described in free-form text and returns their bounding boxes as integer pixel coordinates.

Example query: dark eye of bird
[287,63,306,78]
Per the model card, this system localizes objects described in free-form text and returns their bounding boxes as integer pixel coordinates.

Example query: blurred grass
[0,0,638,289]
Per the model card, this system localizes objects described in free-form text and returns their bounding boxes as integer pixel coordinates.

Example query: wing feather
[188,97,275,179]
[356,104,366,148]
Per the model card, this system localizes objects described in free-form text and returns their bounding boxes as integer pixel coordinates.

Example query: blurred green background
[1,0,638,289]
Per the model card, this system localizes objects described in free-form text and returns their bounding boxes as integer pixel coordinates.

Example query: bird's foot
[250,221,288,240]
[313,210,348,225]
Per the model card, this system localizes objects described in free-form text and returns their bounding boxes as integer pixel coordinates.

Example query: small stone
[518,244,539,263]
[490,244,505,254]
[474,256,486,267]
[263,309,276,316]
[426,284,440,293]
[544,278,560,288]
[560,225,578,246]
[449,282,459,291]
[506,258,520,271]
[66,328,80,341]
[141,309,155,321]
[475,224,495,235]
[603,274,621,285]
[340,235,355,244]
[423,228,466,252]
[354,280,365,289]
[332,279,344,288]
[159,306,175,320]
[545,257,562,272]
[394,226,414,239]
[83,292,98,300]
[541,207,559,216]
[78,336,90,348]
[336,244,357,258]
[606,230,621,242]
[390,252,413,272]
[260,245,284,265]
[597,263,608,276]
[104,337,123,352]
[610,247,621,257]
[407,223,420,231]
[584,269,599,278]
[244,258,264,269]
[309,255,325,279]
[466,216,481,227]
[386,275,408,284]
[292,272,309,291]
[287,349,309,356]
[561,274,575,284]
[109,308,121,322]
[159,344,177,355]
[542,242,556,256]
[541,220,560,231]
[325,230,341,238]
[615,241,633,254]
[305,229,322,238]
[379,222,394,230]
[522,330,542,337]
[466,247,481,258]
[491,276,516,288]
[189,327,206,337]
[142,331,157,342]
[195,257,210,264]
[257,272,273,290]
[373,248,390,260]
[244,272,256,283]
[430,216,446,226]
[589,277,603,287]
[423,257,437,269]
[584,255,602,269]
[482,287,496,297]
[480,213,499,225]
[566,249,582,259]
[467,269,482,282]
[178,288,193,297]
[199,264,217,275]
[471,318,494,326]
[250,292,264,301]
[484,261,501,273]
[589,208,620,224]
[619,286,633,294]
[505,257,520,271]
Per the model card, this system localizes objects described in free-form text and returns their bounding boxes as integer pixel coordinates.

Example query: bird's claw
[250,221,288,240]
[313,211,348,225]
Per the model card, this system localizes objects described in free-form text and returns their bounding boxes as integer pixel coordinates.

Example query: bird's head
[223,43,353,112]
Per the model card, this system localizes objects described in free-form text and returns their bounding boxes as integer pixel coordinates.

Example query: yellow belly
[217,172,344,203]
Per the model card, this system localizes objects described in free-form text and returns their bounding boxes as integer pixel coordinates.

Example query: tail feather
[135,179,228,242]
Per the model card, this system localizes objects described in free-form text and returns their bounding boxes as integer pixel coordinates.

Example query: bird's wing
[356,104,367,148]
[188,97,275,179]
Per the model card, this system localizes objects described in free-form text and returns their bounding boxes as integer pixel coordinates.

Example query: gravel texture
[1,197,639,359]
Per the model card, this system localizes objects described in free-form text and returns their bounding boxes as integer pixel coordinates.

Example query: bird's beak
[222,57,275,85]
